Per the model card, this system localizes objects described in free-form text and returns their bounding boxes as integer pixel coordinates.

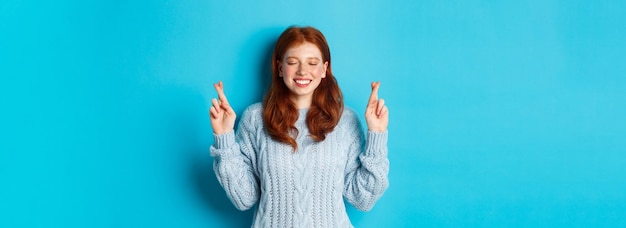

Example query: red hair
[263,26,344,151]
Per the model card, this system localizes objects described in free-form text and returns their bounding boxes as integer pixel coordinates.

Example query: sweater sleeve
[210,106,260,211]
[343,112,390,212]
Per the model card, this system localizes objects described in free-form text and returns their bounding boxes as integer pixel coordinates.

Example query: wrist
[368,127,387,132]
[213,128,234,135]
[213,131,236,149]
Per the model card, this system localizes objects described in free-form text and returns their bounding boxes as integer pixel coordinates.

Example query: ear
[277,60,283,77]
[322,61,329,78]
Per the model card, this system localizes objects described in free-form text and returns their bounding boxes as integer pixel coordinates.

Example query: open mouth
[294,79,312,85]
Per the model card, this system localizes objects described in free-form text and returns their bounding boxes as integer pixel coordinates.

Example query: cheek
[312,66,325,76]
[282,65,296,75]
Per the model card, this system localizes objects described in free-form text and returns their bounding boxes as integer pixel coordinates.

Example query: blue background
[1,0,625,227]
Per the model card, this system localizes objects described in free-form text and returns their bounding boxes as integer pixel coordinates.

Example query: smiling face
[278,42,329,108]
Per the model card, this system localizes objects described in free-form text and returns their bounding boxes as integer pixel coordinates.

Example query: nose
[297,65,307,75]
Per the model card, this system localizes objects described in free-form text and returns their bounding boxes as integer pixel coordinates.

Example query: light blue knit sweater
[210,102,389,227]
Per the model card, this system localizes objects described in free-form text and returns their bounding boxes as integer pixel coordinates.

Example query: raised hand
[209,81,236,134]
[365,82,389,132]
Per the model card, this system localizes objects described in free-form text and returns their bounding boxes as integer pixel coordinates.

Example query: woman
[209,26,389,227]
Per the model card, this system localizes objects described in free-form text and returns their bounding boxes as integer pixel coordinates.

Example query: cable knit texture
[210,102,389,228]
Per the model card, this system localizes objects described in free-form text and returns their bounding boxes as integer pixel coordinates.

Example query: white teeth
[295,80,311,85]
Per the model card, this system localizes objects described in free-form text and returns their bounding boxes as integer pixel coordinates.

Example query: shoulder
[239,102,264,127]
[243,102,263,116]
[342,105,361,120]
[334,105,364,141]
[341,106,359,119]
[338,106,362,129]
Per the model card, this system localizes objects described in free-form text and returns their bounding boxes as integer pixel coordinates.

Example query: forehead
[284,42,322,58]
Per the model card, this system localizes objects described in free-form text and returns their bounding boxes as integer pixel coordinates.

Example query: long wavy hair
[263,26,344,151]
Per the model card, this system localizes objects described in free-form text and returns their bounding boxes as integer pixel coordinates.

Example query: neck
[290,95,312,109]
